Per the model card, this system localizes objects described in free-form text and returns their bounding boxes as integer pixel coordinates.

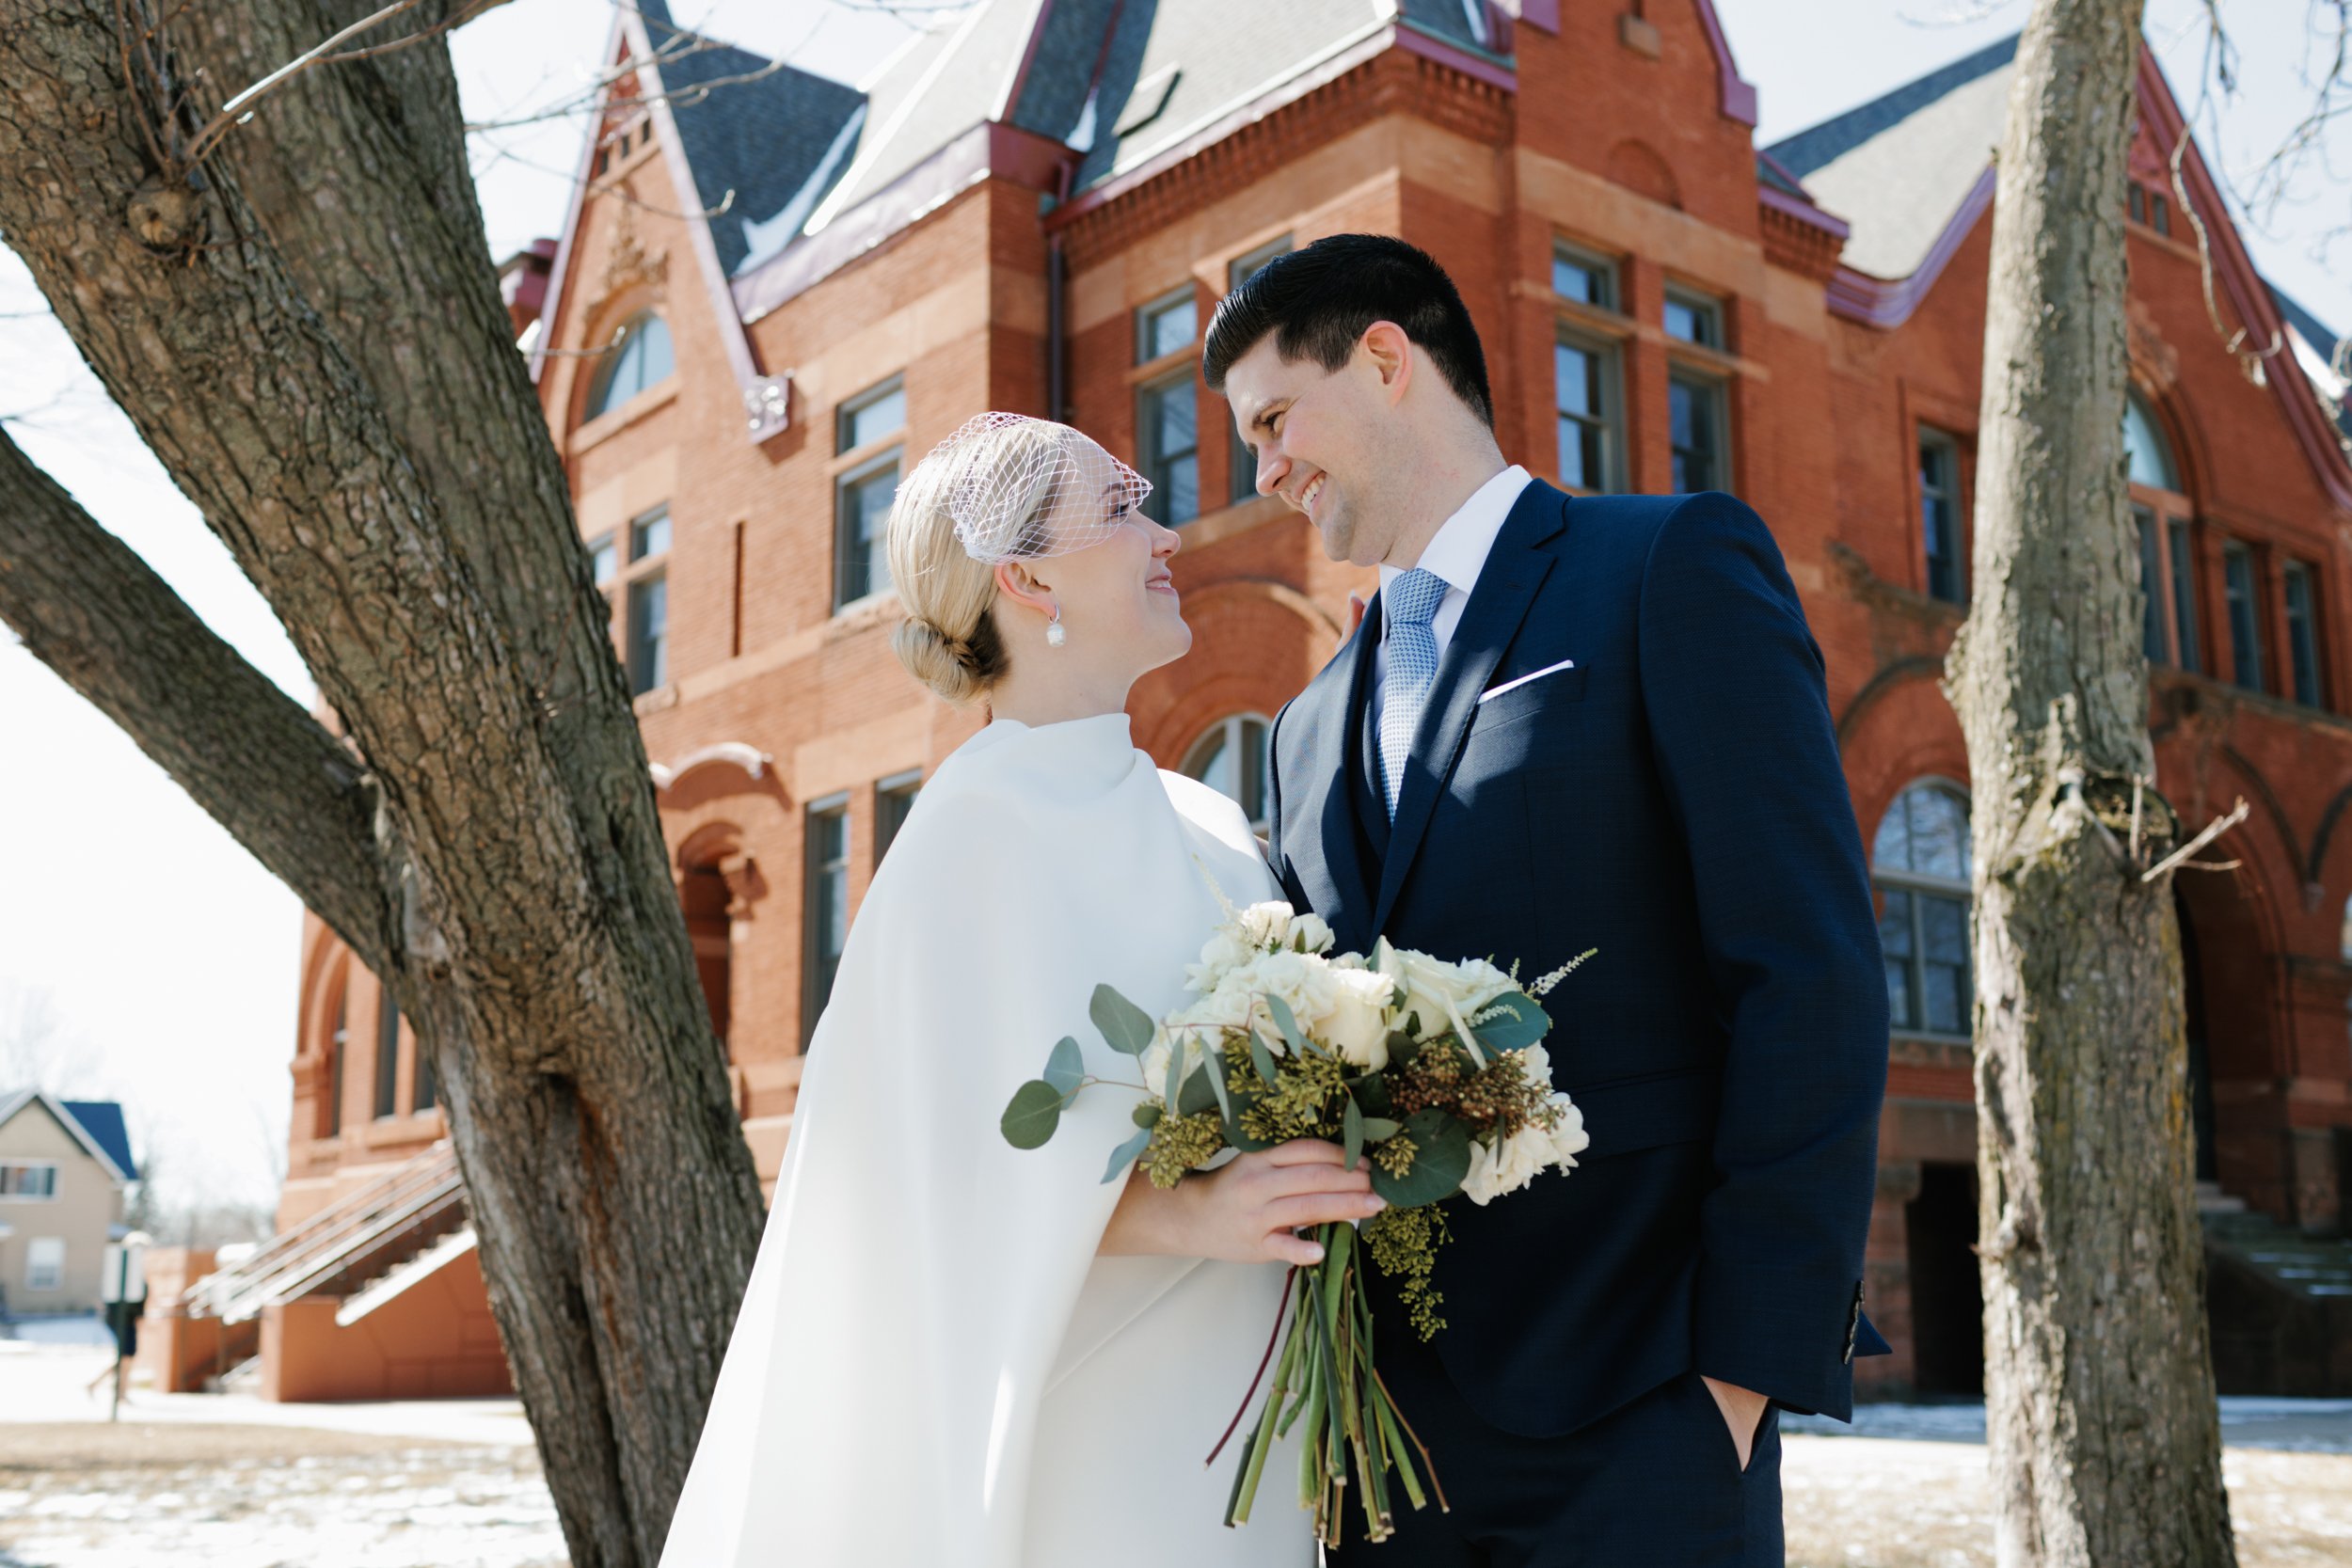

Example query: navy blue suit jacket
[1267,480,1889,1434]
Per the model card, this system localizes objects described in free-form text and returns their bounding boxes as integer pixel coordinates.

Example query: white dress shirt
[1370,464,1534,730]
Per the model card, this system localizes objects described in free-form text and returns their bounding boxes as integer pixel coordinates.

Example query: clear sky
[2,0,2343,1212]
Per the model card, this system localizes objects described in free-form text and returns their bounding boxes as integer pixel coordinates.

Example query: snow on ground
[8,1339,2352,1566]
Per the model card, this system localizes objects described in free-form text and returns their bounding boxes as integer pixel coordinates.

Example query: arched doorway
[2178,890,2219,1185]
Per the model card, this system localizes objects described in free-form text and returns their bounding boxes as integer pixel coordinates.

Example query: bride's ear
[993,561,1057,625]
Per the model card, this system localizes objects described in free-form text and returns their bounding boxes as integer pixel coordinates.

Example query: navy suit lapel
[1284,604,1384,954]
[1371,483,1569,937]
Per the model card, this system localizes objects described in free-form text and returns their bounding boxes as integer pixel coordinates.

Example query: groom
[1207,234,1890,1565]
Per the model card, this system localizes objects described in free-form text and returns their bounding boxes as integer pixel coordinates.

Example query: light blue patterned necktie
[1378,567,1449,821]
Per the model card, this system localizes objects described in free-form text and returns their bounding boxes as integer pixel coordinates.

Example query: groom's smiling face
[1223,329,1406,568]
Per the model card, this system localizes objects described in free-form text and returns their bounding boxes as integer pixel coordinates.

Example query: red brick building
[199,1,2352,1401]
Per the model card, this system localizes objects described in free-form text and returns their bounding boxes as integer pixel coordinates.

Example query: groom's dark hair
[1202,233,1494,429]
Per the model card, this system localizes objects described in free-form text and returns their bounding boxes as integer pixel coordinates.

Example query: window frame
[0,1160,60,1200]
[2224,540,2268,694]
[1137,368,1200,526]
[1662,285,1724,351]
[835,376,907,457]
[833,448,901,610]
[1917,426,1966,606]
[1872,781,1975,1041]
[803,792,852,1048]
[373,992,402,1120]
[2283,558,2326,709]
[1135,285,1198,366]
[1181,713,1274,836]
[876,769,923,864]
[24,1236,64,1291]
[583,310,675,422]
[1553,328,1625,496]
[1550,239,1619,312]
[1665,368,1730,495]
[628,570,670,696]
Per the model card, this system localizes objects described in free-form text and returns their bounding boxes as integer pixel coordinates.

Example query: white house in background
[0,1089,139,1316]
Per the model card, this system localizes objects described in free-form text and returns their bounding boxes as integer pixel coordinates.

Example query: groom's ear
[1359,320,1414,408]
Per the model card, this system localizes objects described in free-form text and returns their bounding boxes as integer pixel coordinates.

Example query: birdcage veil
[917,412,1154,564]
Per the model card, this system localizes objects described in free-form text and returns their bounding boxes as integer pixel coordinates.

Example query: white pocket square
[1478,657,1577,703]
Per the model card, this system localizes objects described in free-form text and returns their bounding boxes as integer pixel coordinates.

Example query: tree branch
[0,428,397,975]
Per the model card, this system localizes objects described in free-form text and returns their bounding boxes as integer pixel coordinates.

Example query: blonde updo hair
[887,416,1075,704]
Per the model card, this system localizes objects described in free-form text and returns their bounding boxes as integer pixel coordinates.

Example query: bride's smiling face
[1036,440,1190,674]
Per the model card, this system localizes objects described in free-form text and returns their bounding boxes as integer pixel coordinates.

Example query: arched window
[1183,715,1271,835]
[584,311,674,420]
[2124,388,2179,492]
[1874,782,1972,1037]
[323,984,347,1138]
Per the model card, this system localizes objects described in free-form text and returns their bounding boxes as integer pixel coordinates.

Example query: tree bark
[1946,3,2237,1563]
[0,5,764,1562]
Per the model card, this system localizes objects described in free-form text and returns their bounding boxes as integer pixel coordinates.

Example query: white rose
[1239,950,1338,1051]
[1316,966,1395,1071]
[1236,901,1297,952]
[1517,1044,1554,1091]
[1544,1093,1590,1167]
[1285,911,1336,956]
[1460,1124,1556,1206]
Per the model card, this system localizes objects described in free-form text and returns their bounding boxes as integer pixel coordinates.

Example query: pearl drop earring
[1045,603,1067,648]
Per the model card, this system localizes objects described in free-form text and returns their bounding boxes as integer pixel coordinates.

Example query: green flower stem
[1228,1276,1307,1528]
[1355,1386,1389,1541]
[1370,1377,1428,1513]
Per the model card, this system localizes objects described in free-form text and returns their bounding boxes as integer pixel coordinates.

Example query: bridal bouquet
[1000,897,1593,1547]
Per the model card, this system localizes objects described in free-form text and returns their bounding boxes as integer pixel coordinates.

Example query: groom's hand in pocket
[1700,1376,1770,1471]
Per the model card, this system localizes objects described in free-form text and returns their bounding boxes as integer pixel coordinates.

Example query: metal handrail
[183,1141,463,1322]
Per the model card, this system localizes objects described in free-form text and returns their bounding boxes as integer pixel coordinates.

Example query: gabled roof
[634,1,865,277]
[0,1088,137,1182]
[1766,35,2017,282]
[2271,283,2352,443]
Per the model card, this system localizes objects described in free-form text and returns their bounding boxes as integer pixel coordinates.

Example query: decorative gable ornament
[743,374,791,439]
[601,201,670,300]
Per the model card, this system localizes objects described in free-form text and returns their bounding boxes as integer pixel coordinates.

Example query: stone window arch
[584,310,674,420]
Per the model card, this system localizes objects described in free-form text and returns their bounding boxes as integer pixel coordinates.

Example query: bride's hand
[1099,1138,1385,1265]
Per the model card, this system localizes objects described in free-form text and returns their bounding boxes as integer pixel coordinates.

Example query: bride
[657,414,1378,1566]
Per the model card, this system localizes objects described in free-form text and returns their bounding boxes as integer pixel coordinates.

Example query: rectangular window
[1229,240,1291,502]
[836,377,906,454]
[588,533,617,585]
[1668,372,1725,494]
[1554,335,1620,493]
[1919,431,1963,605]
[2169,517,2201,673]
[2129,184,2148,225]
[374,996,401,1119]
[2224,542,2266,693]
[1663,287,1723,350]
[876,770,922,863]
[629,507,671,562]
[628,572,668,693]
[1138,372,1199,525]
[0,1161,59,1198]
[2284,560,2324,708]
[327,1012,345,1136]
[2137,507,2169,664]
[834,454,899,609]
[25,1237,63,1291]
[1552,242,1616,310]
[803,796,851,1047]
[415,1038,437,1114]
[1136,288,1197,364]
[2152,192,2172,237]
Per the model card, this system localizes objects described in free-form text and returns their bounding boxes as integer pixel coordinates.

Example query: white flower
[1138,1025,1213,1098]
[1544,1093,1589,1167]
[1284,911,1336,956]
[1375,939,1519,1064]
[1318,966,1396,1070]
[1237,901,1296,951]
[1461,1124,1556,1206]
[1517,1044,1554,1091]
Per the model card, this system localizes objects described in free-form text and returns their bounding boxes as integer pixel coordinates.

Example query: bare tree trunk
[0,4,764,1562]
[1946,3,2236,1563]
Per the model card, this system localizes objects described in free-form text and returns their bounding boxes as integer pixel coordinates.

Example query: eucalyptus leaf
[1001,1079,1066,1150]
[1263,993,1306,1053]
[1132,1101,1162,1130]
[1367,1107,1472,1208]
[1359,1117,1401,1143]
[1205,1049,1234,1122]
[1248,1031,1281,1087]
[1165,1038,1184,1107]
[1090,985,1157,1056]
[1178,1062,1219,1117]
[1343,1096,1364,1171]
[1042,1037,1085,1096]
[1354,1073,1393,1117]
[1472,992,1551,1053]
[1101,1125,1152,1183]
[1384,1029,1420,1069]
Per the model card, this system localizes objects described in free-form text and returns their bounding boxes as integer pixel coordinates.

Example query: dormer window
[585,311,674,421]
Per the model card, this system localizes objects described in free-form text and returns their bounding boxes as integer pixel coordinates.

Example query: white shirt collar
[1378,464,1534,606]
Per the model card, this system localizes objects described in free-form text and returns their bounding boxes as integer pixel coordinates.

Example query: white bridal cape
[658,714,1308,1568]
